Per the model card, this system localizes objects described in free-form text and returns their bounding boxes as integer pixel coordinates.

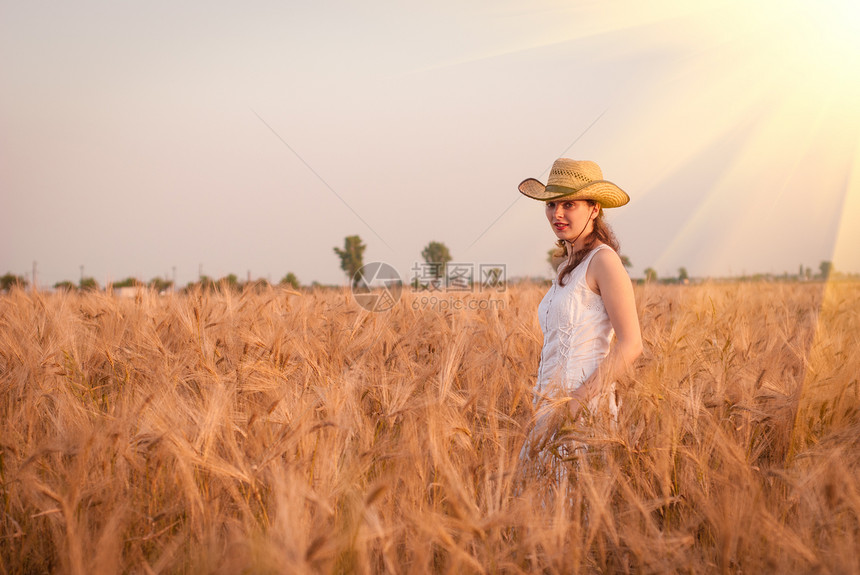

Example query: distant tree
[53,280,77,292]
[643,267,658,283]
[547,246,567,273]
[819,261,833,280]
[112,277,141,289]
[678,267,689,282]
[421,241,452,279]
[217,274,240,291]
[149,277,174,292]
[333,235,366,287]
[79,277,99,291]
[1,273,28,292]
[183,275,214,293]
[620,254,632,269]
[280,272,300,289]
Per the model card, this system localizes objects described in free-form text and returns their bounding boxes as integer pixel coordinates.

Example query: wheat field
[1,281,858,574]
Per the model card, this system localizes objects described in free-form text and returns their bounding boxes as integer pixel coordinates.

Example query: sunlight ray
[830,136,860,276]
[791,137,860,457]
[632,0,860,276]
[408,1,722,74]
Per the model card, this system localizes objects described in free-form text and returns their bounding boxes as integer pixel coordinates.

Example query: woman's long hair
[550,200,620,286]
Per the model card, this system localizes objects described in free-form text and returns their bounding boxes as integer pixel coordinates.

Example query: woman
[518,159,642,456]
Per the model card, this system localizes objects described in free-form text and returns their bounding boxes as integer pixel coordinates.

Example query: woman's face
[545,199,597,242]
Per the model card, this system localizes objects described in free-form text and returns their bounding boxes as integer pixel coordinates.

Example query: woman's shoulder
[590,244,624,269]
[585,244,625,289]
[589,243,619,263]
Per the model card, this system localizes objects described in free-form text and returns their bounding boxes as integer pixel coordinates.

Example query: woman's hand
[566,385,592,420]
[527,405,562,456]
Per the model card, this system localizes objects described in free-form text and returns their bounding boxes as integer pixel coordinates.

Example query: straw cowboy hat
[518,159,629,208]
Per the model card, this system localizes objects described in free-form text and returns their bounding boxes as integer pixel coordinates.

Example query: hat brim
[518,178,630,208]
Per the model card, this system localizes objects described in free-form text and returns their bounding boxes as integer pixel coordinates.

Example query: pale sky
[2,0,859,288]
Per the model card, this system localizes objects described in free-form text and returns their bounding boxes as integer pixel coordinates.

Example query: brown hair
[550,200,620,286]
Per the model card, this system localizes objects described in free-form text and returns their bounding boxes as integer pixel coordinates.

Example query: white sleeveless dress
[536,244,618,416]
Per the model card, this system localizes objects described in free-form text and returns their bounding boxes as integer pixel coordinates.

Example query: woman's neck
[568,229,595,253]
